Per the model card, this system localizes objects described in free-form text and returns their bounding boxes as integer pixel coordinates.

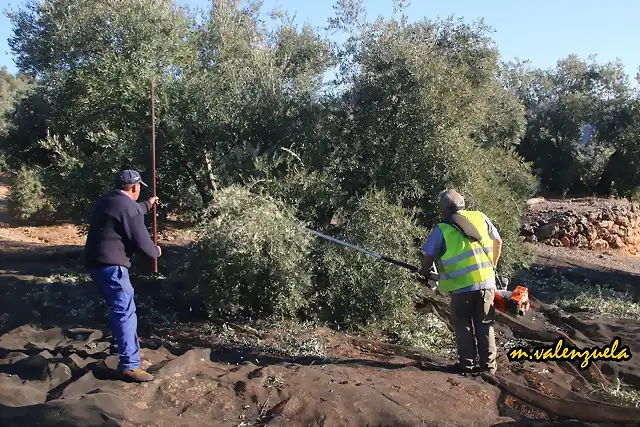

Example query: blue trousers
[89,265,140,371]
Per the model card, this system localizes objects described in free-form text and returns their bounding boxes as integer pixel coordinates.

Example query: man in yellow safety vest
[418,190,503,375]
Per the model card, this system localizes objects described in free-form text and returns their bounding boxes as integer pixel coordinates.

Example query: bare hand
[156,245,162,257]
[148,196,159,205]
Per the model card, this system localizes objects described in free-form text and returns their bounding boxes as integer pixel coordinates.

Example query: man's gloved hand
[495,274,509,290]
[414,269,439,291]
[414,271,428,282]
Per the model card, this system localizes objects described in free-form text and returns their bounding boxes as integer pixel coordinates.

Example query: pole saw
[305,228,530,317]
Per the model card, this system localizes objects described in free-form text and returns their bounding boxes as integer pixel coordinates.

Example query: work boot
[452,362,475,376]
[120,368,154,382]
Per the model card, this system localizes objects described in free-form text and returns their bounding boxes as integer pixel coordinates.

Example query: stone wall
[521,202,640,255]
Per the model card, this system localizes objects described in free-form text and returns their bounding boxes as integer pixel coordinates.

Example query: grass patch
[42,272,91,285]
[391,313,456,358]
[523,271,640,320]
[556,288,640,320]
[278,334,327,360]
[198,319,330,361]
[592,378,640,408]
[266,319,329,361]
[197,315,457,362]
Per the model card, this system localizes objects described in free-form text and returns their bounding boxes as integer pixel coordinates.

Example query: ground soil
[1,179,640,427]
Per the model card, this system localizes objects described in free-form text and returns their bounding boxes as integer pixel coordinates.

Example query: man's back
[84,190,157,269]
[423,210,500,258]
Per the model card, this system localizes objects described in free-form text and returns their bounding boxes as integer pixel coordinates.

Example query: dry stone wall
[521,200,640,255]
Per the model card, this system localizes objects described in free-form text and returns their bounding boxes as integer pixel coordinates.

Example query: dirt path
[0,176,12,226]
[0,177,86,252]
[1,181,640,426]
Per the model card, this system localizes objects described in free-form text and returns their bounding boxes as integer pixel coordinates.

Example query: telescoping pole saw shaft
[304,228,437,281]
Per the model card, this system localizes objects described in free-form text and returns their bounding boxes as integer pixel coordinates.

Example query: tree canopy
[1,0,640,329]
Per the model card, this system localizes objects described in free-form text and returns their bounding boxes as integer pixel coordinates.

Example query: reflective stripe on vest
[435,210,495,293]
[439,246,493,267]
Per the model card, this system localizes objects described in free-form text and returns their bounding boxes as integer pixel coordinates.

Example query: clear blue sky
[1,0,638,82]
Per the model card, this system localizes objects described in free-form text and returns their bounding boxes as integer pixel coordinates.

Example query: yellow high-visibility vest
[435,210,495,293]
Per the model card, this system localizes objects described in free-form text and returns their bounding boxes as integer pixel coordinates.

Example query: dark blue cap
[119,169,148,187]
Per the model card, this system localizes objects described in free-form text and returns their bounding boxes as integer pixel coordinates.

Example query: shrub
[250,164,346,229]
[7,165,50,221]
[484,147,539,201]
[313,189,427,333]
[0,152,8,174]
[38,131,137,225]
[182,185,314,320]
[456,146,538,276]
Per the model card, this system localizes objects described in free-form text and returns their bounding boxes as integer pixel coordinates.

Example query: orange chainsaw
[493,276,531,316]
[495,287,530,316]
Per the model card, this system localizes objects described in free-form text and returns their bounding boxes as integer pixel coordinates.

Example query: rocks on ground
[521,198,640,255]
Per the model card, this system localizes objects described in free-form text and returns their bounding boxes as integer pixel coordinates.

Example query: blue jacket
[84,190,159,269]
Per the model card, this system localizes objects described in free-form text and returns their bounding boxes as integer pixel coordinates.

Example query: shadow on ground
[1,236,640,425]
[531,253,640,302]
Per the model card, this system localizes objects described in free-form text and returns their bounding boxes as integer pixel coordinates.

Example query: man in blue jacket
[84,169,161,382]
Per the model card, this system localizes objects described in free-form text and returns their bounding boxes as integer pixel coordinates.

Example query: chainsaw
[305,227,531,317]
[493,276,531,317]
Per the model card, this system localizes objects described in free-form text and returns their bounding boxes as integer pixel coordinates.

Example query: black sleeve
[124,211,159,259]
[137,200,152,215]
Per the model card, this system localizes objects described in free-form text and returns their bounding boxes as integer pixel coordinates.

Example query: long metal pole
[305,228,383,259]
[151,78,158,273]
[305,228,439,289]
[304,227,432,275]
